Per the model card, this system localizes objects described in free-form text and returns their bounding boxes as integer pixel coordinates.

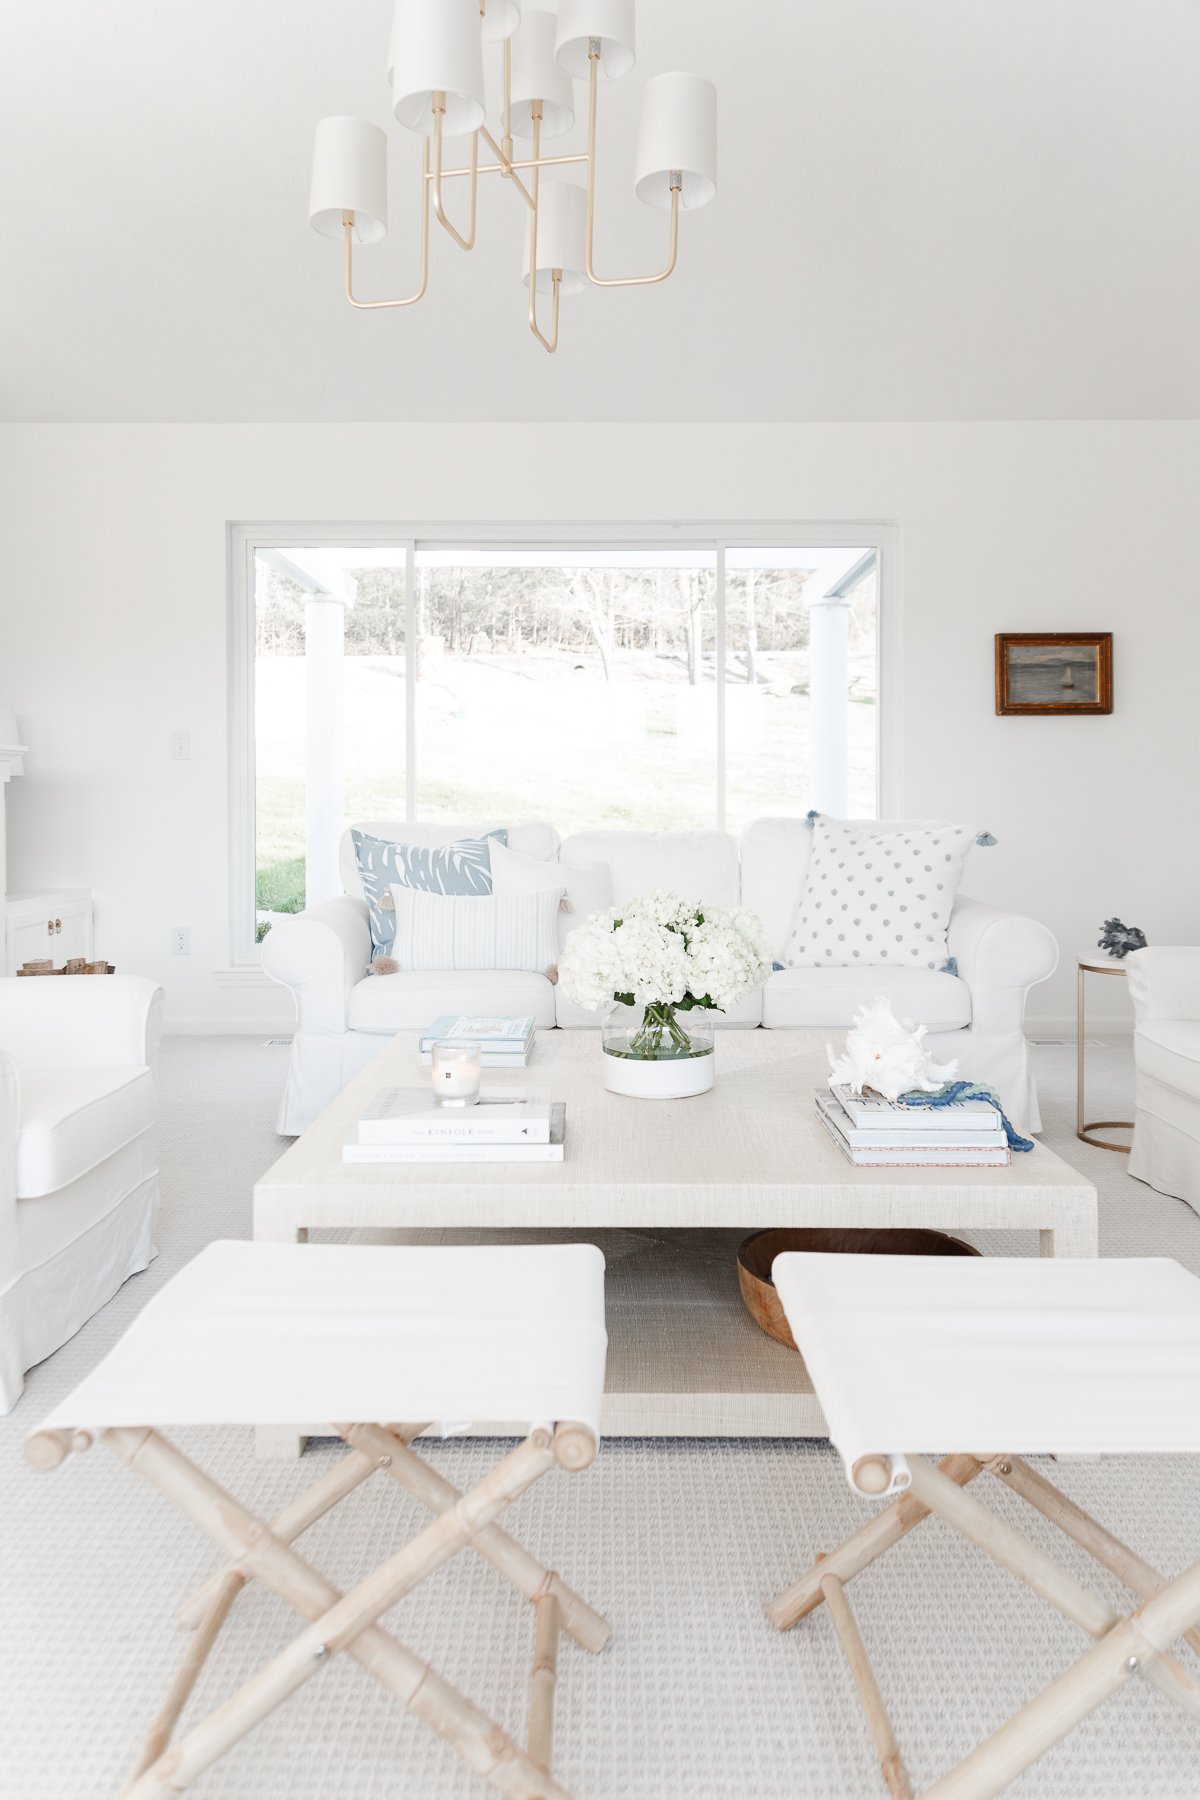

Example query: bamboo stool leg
[769,1454,983,1630]
[905,1457,1200,1723]
[990,1454,1200,1656]
[819,1570,912,1800]
[341,1422,611,1654]
[178,1442,386,1629]
[130,1571,243,1780]
[528,1591,561,1773]
[923,1552,1200,1800]
[107,1427,570,1800]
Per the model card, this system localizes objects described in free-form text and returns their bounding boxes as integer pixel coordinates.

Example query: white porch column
[807,594,851,817]
[303,597,347,907]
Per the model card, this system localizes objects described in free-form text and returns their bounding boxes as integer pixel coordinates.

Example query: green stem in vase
[629,1002,694,1060]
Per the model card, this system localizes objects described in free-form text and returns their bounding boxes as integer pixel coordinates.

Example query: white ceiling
[2,0,1197,423]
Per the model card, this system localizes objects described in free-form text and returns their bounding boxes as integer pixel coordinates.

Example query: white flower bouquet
[558,889,772,1061]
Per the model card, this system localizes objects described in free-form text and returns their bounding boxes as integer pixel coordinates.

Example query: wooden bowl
[736,1227,982,1351]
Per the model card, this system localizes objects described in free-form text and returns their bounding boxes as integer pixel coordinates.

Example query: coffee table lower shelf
[258,1229,824,1457]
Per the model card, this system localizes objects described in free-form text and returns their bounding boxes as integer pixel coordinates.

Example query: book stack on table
[816,1085,1011,1167]
[344,1085,565,1164]
[417,1015,536,1067]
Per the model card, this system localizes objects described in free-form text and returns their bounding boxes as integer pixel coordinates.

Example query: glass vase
[601,1003,715,1099]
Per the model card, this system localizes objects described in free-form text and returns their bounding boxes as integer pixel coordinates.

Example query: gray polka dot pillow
[782,819,980,970]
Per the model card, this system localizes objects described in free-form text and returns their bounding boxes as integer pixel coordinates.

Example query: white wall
[1,421,1196,1031]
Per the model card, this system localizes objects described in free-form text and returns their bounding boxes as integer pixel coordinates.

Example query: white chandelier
[308,0,717,353]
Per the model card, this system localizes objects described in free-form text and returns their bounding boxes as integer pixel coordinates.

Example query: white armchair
[0,975,164,1412]
[1126,947,1200,1216]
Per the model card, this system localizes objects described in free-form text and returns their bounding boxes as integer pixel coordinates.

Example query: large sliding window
[233,529,889,963]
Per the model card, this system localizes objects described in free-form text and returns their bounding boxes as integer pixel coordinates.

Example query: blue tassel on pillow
[976,830,998,847]
[940,956,959,977]
[804,809,820,829]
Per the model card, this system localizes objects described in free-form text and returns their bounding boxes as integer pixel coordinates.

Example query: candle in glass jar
[431,1040,482,1106]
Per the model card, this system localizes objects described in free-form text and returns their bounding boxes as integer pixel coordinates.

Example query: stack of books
[417,1015,536,1067]
[344,1085,565,1163]
[816,1085,1011,1166]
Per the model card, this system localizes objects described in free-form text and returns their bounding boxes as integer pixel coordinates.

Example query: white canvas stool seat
[767,1252,1200,1800]
[27,1239,610,1800]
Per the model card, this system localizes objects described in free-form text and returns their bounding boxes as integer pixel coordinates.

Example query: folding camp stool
[766,1252,1200,1800]
[26,1239,610,1800]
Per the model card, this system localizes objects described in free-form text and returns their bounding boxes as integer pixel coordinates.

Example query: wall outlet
[172,926,191,956]
[171,732,190,761]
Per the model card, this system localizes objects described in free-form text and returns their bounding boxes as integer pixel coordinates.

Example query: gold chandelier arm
[584,53,681,288]
[478,125,536,211]
[528,109,561,353]
[430,98,478,250]
[343,139,430,310]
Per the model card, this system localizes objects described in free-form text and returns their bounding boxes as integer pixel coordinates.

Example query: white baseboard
[1026,1015,1133,1039]
[163,1016,295,1037]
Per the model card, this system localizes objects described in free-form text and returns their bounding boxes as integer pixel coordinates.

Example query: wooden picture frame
[995,632,1113,715]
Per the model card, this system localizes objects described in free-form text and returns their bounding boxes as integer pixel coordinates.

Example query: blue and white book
[828,1083,1002,1134]
[418,1014,536,1052]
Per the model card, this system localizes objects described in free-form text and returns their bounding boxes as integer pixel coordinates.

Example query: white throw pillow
[782,818,979,971]
[489,840,614,955]
[388,884,563,974]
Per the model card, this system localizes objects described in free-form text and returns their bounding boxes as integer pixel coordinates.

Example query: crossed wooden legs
[769,1452,1200,1800]
[79,1421,608,1800]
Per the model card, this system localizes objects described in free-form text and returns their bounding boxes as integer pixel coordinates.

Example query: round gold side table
[1076,953,1134,1152]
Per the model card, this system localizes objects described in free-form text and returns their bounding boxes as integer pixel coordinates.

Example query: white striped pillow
[387,884,563,973]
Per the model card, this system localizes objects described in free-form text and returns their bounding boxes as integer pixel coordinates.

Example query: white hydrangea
[558,891,772,1014]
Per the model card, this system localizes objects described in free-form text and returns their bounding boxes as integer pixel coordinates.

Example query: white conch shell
[827,997,958,1102]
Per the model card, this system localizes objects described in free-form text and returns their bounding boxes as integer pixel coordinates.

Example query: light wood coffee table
[254,1030,1098,1455]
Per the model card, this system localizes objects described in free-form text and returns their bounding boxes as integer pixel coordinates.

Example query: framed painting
[995,632,1113,715]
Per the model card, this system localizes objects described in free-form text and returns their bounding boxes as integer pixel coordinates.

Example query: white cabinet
[5,890,94,976]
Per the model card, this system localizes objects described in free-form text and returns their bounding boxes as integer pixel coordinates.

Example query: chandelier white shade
[480,0,523,43]
[554,0,636,80]
[311,0,716,351]
[389,0,487,137]
[634,73,717,211]
[308,117,389,243]
[509,12,575,139]
[523,179,588,294]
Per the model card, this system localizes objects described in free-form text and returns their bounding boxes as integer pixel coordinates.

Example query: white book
[344,1103,566,1164]
[829,1082,1002,1133]
[418,1049,531,1068]
[817,1104,1010,1168]
[358,1085,552,1144]
[815,1090,1007,1150]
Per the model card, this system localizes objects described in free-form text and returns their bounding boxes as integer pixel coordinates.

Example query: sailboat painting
[996,633,1113,715]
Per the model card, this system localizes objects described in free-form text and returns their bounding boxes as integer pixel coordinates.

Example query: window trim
[227,520,900,969]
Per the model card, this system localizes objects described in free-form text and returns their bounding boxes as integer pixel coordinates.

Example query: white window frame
[226,520,900,971]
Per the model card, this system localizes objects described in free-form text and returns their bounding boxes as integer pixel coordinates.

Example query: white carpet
[3,1036,1199,1799]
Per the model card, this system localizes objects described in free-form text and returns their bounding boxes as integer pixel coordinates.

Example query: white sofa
[262,817,1057,1137]
[0,975,164,1412]
[1126,947,1200,1216]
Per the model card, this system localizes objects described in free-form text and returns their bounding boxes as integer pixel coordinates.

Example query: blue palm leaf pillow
[352,829,508,958]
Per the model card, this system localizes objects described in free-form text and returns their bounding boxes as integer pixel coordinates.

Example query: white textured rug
[3,1036,1199,1799]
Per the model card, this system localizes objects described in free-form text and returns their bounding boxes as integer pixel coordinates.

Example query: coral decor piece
[1097,917,1147,959]
[827,997,959,1103]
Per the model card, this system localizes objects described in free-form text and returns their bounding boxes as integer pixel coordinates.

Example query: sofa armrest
[0,976,164,1072]
[260,896,371,1035]
[1125,947,1200,1025]
[947,895,1058,1013]
[0,1049,18,1290]
[946,896,1057,1134]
